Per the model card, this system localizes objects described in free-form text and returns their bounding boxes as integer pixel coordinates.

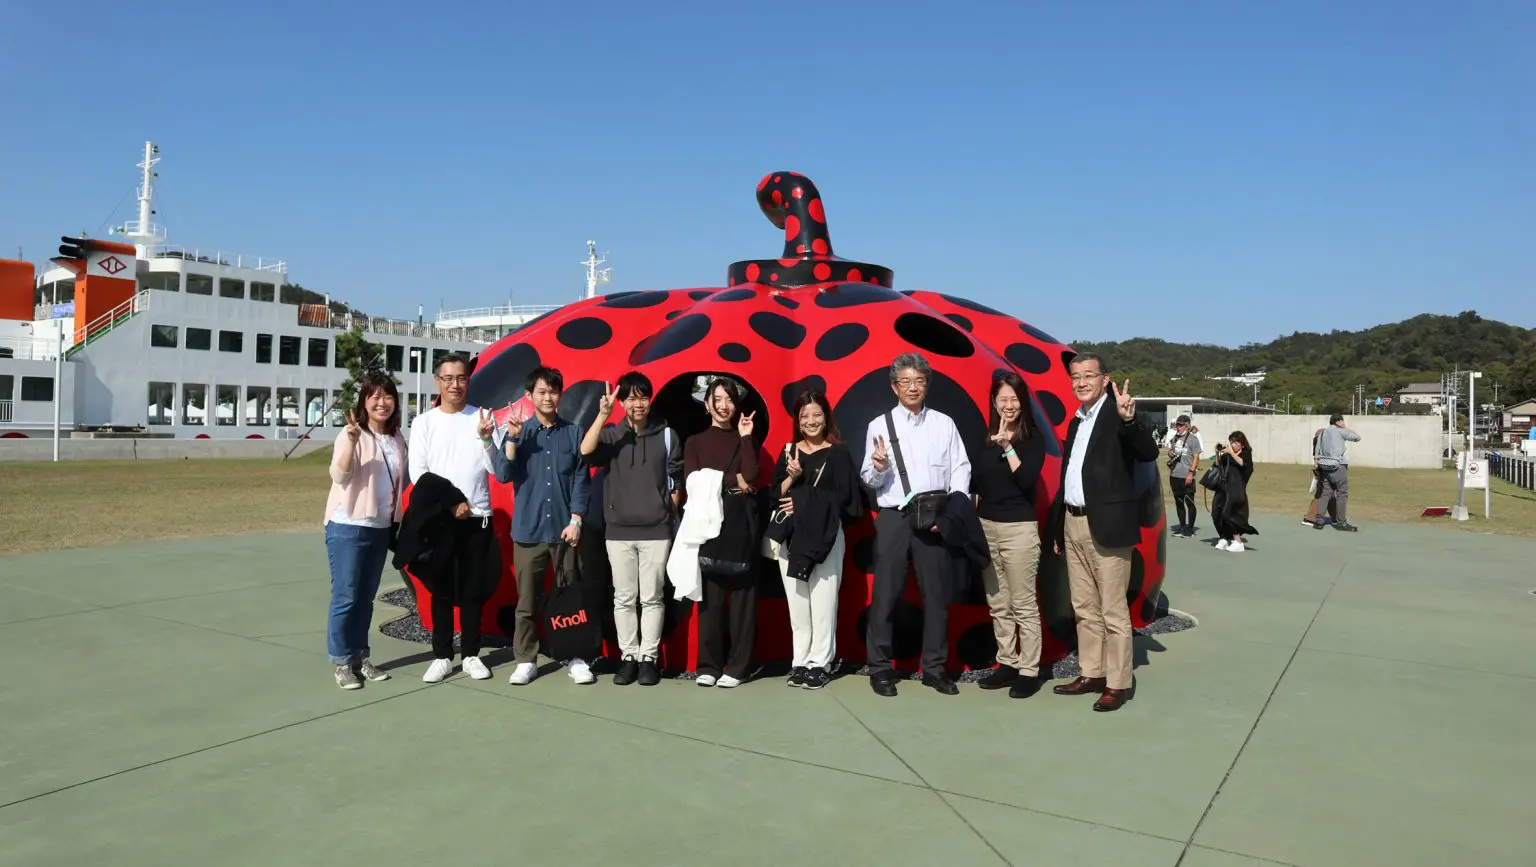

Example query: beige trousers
[1063,513,1133,690]
[980,518,1042,676]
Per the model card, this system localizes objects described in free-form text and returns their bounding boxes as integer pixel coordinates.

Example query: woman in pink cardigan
[323,373,407,690]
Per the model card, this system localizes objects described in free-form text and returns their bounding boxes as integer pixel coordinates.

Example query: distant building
[1396,382,1444,411]
[1499,399,1536,444]
[1207,370,1267,387]
[1135,396,1280,433]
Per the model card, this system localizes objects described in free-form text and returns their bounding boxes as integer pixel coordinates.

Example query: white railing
[0,400,12,424]
[66,290,151,356]
[0,336,62,361]
[436,303,562,324]
[118,220,168,243]
[319,311,504,345]
[147,245,288,275]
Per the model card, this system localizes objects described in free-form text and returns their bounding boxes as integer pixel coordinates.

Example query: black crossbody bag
[883,411,947,532]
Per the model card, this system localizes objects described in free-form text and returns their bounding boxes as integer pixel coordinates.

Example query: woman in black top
[971,372,1048,698]
[1212,431,1258,552]
[769,389,862,690]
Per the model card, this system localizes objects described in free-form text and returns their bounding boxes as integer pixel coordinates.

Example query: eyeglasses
[436,375,469,385]
[1069,373,1106,383]
[896,378,928,389]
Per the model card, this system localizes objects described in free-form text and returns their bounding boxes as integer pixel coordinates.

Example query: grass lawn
[2,452,1533,556]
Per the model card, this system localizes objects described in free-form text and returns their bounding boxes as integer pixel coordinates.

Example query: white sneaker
[1227,540,1246,552]
[696,674,717,687]
[716,674,742,688]
[568,659,595,685]
[462,656,492,680]
[423,658,454,683]
[1215,539,1230,550]
[508,661,537,685]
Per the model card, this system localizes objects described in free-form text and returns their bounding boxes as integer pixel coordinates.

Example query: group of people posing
[320,349,1165,713]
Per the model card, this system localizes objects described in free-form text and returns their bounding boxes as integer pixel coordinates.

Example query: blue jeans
[325,522,392,665]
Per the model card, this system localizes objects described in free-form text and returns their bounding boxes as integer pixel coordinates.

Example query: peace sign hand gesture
[477,407,495,440]
[785,443,802,478]
[989,429,1012,449]
[1115,379,1137,422]
[597,382,618,417]
[504,401,526,438]
[871,434,889,472]
[738,411,756,438]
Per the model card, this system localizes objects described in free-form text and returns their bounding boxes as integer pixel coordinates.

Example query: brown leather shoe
[1092,688,1127,712]
[1051,676,1106,696]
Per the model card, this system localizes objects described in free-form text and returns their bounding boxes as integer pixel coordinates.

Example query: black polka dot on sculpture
[710,288,756,303]
[892,312,974,358]
[1029,397,1062,456]
[1060,349,1079,372]
[688,290,717,301]
[940,294,1007,317]
[1021,321,1060,345]
[748,311,807,350]
[814,322,869,362]
[945,313,974,332]
[956,623,997,670]
[599,291,670,309]
[813,283,903,309]
[718,342,751,363]
[1004,342,1052,374]
[1156,529,1166,566]
[639,314,712,363]
[1128,549,1146,609]
[665,310,684,321]
[771,294,800,310]
[466,342,540,409]
[780,375,828,416]
[1036,544,1077,646]
[851,534,876,572]
[555,317,613,351]
[1036,390,1068,426]
[558,379,612,431]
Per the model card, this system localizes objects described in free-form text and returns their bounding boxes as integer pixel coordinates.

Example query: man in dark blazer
[1049,352,1158,712]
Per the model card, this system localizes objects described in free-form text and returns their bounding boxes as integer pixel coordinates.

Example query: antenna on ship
[581,239,611,300]
[114,141,167,258]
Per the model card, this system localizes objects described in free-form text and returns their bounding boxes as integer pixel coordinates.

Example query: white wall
[1177,414,1442,469]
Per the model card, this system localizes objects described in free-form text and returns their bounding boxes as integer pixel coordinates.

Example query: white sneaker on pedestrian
[508,661,537,685]
[1215,539,1230,550]
[716,674,742,688]
[462,656,492,680]
[1227,540,1246,552]
[423,658,454,683]
[568,659,595,685]
[696,674,717,687]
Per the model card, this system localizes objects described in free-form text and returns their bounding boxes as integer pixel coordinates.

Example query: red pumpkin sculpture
[406,171,1168,675]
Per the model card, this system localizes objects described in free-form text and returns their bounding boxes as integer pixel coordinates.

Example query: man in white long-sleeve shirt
[407,352,502,684]
[859,352,972,697]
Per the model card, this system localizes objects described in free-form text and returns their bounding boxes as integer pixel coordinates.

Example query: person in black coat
[1048,353,1159,713]
[1211,431,1259,552]
[769,390,862,690]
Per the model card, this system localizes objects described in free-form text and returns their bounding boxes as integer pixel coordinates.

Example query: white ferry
[0,142,587,442]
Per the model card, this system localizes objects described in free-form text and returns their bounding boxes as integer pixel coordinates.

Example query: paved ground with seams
[2,519,1532,866]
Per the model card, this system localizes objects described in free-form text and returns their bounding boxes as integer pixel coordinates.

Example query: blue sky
[2,0,1531,345]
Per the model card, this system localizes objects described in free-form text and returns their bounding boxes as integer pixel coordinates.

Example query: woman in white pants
[769,390,863,690]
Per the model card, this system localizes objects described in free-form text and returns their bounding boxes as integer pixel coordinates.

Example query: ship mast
[581,239,611,300]
[116,141,167,257]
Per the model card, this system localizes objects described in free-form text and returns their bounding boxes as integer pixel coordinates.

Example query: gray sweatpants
[1318,466,1349,522]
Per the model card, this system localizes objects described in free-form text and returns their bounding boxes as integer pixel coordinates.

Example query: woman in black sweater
[971,372,1048,698]
[1211,431,1259,553]
[769,389,863,690]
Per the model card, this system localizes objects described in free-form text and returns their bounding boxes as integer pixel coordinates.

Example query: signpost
[1456,452,1490,519]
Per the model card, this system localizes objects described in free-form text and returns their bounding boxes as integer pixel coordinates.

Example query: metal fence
[1488,452,1536,491]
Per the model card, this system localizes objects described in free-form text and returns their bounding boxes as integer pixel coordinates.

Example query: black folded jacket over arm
[391,472,470,591]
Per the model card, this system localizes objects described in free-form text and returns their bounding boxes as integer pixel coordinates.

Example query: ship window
[408,347,428,373]
[186,274,214,295]
[187,328,212,351]
[250,282,276,303]
[386,344,404,372]
[304,389,328,427]
[216,385,239,426]
[140,272,179,293]
[307,338,329,367]
[246,386,271,425]
[432,348,448,369]
[148,382,175,424]
[0,375,12,400]
[181,384,206,425]
[219,278,245,300]
[279,336,301,365]
[331,390,346,426]
[276,387,299,426]
[151,325,179,348]
[21,376,54,401]
[256,333,273,363]
[219,330,243,353]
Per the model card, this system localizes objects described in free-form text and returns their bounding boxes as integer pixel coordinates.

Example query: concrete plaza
[1,519,1532,866]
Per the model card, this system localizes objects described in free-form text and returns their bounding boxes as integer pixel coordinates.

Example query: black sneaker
[978,664,1018,690]
[802,667,830,690]
[637,657,661,686]
[787,666,808,688]
[613,655,639,686]
[1333,521,1359,532]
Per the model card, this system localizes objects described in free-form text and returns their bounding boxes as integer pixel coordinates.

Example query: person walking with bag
[684,377,761,688]
[859,352,973,698]
[491,366,594,686]
[769,390,863,690]
[971,372,1048,699]
[1209,431,1259,552]
[322,372,406,690]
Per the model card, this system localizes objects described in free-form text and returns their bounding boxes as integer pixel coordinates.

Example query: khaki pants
[980,518,1041,676]
[511,541,580,664]
[776,528,845,670]
[606,539,671,660]
[1063,513,1133,689]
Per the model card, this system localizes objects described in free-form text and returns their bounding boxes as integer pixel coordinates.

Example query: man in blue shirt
[492,366,593,686]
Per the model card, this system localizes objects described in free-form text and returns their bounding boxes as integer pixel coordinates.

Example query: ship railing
[0,335,63,362]
[118,220,168,243]
[435,303,563,324]
[0,400,11,424]
[64,290,151,359]
[318,311,505,345]
[148,245,288,275]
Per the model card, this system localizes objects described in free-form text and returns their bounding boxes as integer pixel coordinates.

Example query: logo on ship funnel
[97,255,127,275]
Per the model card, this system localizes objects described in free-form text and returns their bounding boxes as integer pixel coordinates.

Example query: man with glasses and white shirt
[859,352,972,698]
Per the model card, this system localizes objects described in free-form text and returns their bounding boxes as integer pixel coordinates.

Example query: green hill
[1072,311,1536,415]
